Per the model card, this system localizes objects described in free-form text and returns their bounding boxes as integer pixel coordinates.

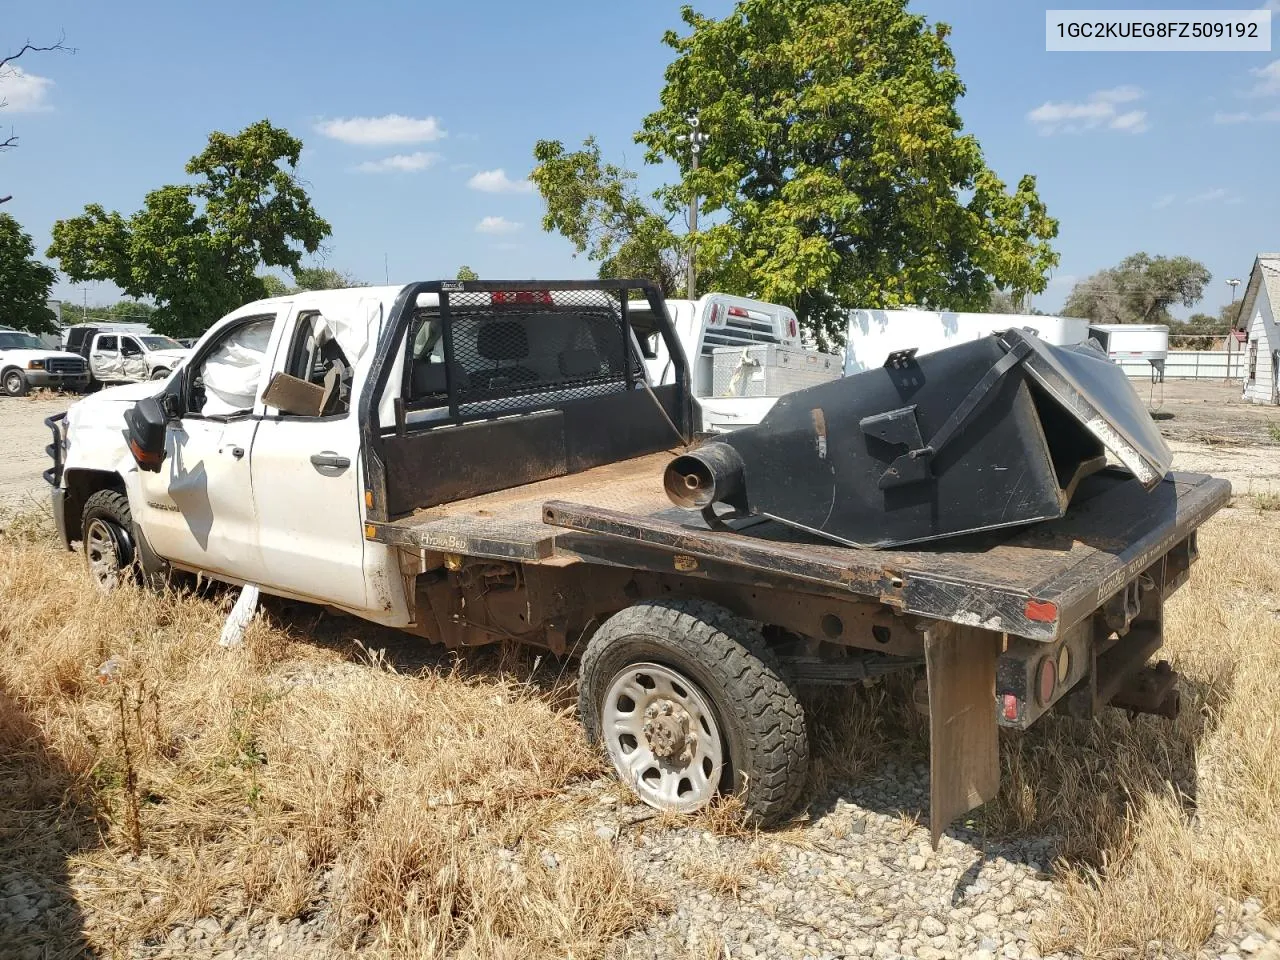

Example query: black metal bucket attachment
[665,329,1173,549]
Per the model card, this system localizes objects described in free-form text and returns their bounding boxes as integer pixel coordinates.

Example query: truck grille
[46,357,86,374]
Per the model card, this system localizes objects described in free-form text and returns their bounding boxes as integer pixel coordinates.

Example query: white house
[1236,254,1280,405]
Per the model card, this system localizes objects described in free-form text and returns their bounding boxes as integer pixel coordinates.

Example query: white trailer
[844,309,1091,375]
[1087,324,1169,381]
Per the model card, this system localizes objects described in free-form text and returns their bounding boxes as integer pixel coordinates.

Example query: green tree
[47,120,330,337]
[1175,312,1231,350]
[57,299,156,326]
[0,213,58,333]
[292,266,362,291]
[531,138,683,295]
[1063,253,1211,325]
[456,264,479,281]
[259,275,290,298]
[531,1,1059,340]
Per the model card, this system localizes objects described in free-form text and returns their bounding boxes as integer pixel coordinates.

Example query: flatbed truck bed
[369,457,1229,645]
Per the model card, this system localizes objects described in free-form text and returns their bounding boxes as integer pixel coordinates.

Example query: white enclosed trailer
[844,309,1091,375]
[1087,324,1169,381]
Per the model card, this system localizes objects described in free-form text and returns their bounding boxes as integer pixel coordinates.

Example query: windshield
[0,332,44,350]
[141,335,184,351]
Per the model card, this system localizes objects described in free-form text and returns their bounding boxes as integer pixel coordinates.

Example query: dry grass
[0,511,658,958]
[2,496,1277,957]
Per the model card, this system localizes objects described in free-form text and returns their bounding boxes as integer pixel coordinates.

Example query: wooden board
[925,622,1001,849]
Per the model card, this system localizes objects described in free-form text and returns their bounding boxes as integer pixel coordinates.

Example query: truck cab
[629,293,840,432]
[64,325,192,386]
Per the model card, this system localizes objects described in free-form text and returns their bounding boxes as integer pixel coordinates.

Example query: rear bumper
[26,370,89,388]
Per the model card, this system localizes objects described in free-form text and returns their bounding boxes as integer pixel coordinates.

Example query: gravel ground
[0,393,73,511]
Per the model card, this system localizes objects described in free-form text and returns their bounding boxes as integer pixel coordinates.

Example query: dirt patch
[0,395,74,511]
[1145,379,1280,446]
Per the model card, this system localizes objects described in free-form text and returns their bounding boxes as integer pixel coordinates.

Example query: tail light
[491,290,553,305]
[787,317,798,339]
[726,306,749,318]
[707,303,722,326]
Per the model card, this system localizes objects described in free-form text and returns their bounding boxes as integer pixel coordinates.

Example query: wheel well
[64,469,127,542]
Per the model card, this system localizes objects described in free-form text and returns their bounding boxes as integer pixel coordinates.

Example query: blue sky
[2,0,1277,319]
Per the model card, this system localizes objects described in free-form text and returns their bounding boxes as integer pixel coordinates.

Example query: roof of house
[1234,254,1280,334]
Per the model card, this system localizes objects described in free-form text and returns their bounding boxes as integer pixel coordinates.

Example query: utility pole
[679,112,709,300]
[1225,277,1241,383]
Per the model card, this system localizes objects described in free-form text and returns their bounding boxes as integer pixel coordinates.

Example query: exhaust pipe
[664,442,747,511]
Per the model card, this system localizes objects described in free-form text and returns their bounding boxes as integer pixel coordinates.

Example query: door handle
[310,451,351,470]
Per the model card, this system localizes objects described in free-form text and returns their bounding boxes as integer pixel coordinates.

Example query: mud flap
[925,623,1001,849]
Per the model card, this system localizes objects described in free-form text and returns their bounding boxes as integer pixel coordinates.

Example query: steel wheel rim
[3,372,21,394]
[601,661,725,813]
[85,518,121,590]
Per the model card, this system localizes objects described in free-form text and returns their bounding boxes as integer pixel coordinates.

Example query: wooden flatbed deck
[367,454,1230,642]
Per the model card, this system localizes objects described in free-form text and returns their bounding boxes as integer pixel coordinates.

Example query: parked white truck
[630,293,840,432]
[43,280,1228,836]
[0,328,90,396]
[63,325,192,386]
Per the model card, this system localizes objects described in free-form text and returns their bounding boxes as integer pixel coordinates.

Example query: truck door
[90,334,121,382]
[248,306,367,609]
[133,312,282,582]
[119,336,148,382]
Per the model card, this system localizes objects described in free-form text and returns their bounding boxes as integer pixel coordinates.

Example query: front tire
[150,367,170,380]
[2,369,28,397]
[82,490,136,591]
[579,598,808,824]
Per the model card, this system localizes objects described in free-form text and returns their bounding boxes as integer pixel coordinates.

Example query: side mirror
[123,396,169,472]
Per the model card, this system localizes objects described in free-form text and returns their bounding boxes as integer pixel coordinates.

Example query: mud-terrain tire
[2,368,28,397]
[579,597,808,824]
[82,490,137,591]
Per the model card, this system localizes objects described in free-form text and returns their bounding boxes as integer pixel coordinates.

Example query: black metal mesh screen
[407,288,640,414]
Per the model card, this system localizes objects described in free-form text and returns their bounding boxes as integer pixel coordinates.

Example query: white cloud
[1248,59,1280,96]
[316,114,446,145]
[1187,187,1243,205]
[476,216,522,235]
[1153,193,1176,210]
[1216,107,1280,123]
[354,151,440,174]
[1027,86,1148,135]
[467,168,534,194]
[0,66,54,112]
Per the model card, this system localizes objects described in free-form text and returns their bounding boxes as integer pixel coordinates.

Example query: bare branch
[0,34,74,73]
[0,196,12,206]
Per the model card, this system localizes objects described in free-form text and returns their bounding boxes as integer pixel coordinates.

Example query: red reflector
[1024,599,1058,623]
[787,317,798,338]
[1036,655,1058,706]
[491,290,553,305]
[1002,693,1021,721]
[708,303,720,326]
[726,305,748,318]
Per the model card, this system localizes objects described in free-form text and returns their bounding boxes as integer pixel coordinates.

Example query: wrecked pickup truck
[44,279,1229,840]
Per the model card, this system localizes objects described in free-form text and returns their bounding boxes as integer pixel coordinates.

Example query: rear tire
[579,598,808,824]
[150,367,170,380]
[82,490,136,591]
[2,369,28,397]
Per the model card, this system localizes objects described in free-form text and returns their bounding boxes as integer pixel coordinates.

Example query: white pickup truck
[0,328,90,396]
[629,293,840,432]
[64,326,192,386]
[43,279,1229,834]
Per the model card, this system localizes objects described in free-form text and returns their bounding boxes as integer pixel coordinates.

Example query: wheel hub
[643,700,695,762]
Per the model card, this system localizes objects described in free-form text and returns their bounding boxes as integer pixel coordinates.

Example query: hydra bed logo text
[1047,9,1271,52]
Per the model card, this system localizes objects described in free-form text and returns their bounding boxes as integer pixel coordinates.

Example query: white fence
[1113,350,1245,381]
